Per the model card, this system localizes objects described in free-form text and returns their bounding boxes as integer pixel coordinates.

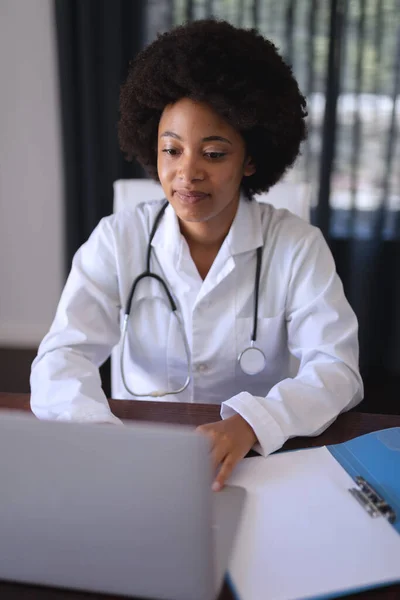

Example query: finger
[195,424,208,434]
[211,441,228,472]
[196,426,218,451]
[212,454,237,492]
[195,421,220,434]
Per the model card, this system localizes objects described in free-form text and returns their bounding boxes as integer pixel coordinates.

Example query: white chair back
[111,178,310,399]
[113,178,310,221]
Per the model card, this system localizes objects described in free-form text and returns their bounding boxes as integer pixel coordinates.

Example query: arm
[30,218,123,425]
[220,228,363,457]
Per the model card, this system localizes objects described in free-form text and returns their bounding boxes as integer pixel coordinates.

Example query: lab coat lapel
[150,202,181,258]
[227,195,264,256]
[150,203,192,293]
[196,197,264,304]
[150,197,264,303]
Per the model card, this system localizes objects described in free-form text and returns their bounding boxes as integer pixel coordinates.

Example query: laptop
[0,411,245,600]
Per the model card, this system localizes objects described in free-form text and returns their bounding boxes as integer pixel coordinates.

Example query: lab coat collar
[226,194,264,255]
[150,194,264,258]
[150,201,182,260]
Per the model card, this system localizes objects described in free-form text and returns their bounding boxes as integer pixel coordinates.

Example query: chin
[170,196,214,222]
[175,207,214,224]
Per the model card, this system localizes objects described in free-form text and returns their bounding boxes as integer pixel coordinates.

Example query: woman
[31,19,363,490]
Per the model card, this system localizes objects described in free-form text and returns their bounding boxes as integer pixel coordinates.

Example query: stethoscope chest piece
[238,342,266,375]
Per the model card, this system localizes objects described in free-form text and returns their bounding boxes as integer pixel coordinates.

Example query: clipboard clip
[349,476,396,524]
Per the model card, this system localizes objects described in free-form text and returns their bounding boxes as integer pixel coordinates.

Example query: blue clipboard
[227,427,400,600]
[328,427,400,535]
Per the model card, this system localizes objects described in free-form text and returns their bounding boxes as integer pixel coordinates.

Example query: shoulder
[258,202,322,247]
[96,200,167,245]
[102,199,166,234]
[256,203,333,280]
[76,200,167,268]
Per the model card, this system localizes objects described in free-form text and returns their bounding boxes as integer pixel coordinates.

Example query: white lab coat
[30,198,363,456]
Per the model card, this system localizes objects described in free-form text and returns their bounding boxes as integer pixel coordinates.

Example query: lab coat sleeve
[30,217,123,425]
[221,228,363,457]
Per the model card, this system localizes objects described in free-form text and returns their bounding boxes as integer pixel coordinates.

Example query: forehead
[158,97,238,139]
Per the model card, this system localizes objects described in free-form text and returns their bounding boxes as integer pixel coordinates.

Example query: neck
[179,195,240,252]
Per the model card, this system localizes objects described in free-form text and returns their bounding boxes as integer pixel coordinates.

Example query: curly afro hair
[118,19,307,199]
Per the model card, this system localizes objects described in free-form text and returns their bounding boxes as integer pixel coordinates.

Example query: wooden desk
[0,392,399,600]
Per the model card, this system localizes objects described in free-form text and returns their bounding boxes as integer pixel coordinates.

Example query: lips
[174,190,209,204]
[175,190,208,198]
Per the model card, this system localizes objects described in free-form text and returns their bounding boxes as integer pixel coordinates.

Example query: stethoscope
[120,201,266,397]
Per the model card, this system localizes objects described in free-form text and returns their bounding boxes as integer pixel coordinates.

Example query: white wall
[0,0,64,347]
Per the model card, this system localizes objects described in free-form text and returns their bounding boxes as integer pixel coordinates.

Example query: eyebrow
[160,131,232,145]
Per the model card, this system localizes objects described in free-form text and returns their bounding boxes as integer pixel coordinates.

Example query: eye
[162,148,180,156]
[205,152,226,159]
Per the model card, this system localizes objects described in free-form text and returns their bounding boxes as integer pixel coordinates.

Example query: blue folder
[227,426,400,600]
[328,427,400,536]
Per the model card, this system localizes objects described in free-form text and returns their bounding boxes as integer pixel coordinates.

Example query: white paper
[227,447,400,600]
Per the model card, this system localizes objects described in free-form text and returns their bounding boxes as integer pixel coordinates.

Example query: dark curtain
[54,0,146,273]
[314,0,400,411]
[55,0,146,395]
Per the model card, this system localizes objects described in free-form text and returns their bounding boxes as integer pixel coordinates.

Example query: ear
[243,156,256,177]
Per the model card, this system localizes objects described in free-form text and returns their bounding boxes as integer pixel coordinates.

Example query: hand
[196,414,257,492]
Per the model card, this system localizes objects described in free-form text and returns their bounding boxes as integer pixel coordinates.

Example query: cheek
[157,155,171,182]
[213,161,245,187]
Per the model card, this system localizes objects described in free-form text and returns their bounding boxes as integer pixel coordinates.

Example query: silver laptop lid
[0,411,216,600]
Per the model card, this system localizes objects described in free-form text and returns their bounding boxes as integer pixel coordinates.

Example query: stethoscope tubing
[120,200,266,396]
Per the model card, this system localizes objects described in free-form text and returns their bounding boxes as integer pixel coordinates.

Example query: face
[157,98,255,227]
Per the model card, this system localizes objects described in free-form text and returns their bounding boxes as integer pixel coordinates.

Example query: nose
[177,154,204,183]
